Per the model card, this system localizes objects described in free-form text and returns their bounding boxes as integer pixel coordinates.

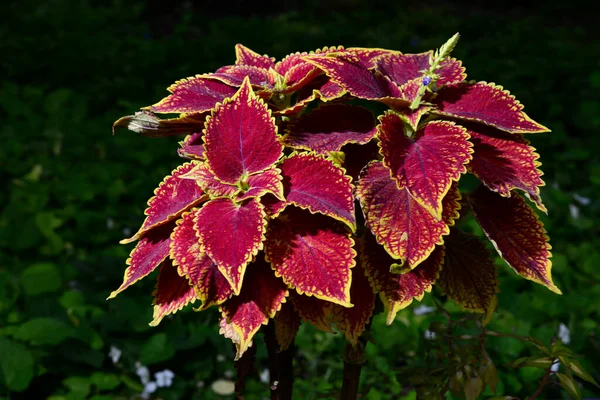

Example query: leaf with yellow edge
[150,258,197,326]
[121,162,207,244]
[204,77,282,185]
[220,256,288,360]
[356,161,449,270]
[433,82,550,134]
[465,122,546,213]
[332,265,375,345]
[378,115,473,219]
[265,208,355,307]
[235,44,275,69]
[109,221,175,299]
[274,302,301,352]
[146,76,237,114]
[194,198,266,295]
[362,232,444,325]
[277,153,356,231]
[169,210,233,309]
[468,185,561,294]
[437,229,498,313]
[290,293,334,333]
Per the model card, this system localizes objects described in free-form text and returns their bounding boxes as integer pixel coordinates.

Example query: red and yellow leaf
[194,198,266,295]
[442,182,463,227]
[282,104,377,153]
[374,52,465,88]
[437,57,467,86]
[303,53,410,108]
[433,82,550,133]
[170,210,233,309]
[394,105,431,131]
[210,65,274,88]
[147,76,237,114]
[179,162,239,198]
[265,208,356,306]
[290,293,334,333]
[112,111,207,137]
[345,47,397,67]
[204,77,282,184]
[178,132,205,160]
[437,229,498,313]
[237,168,285,202]
[121,162,207,243]
[275,302,301,351]
[362,232,443,325]
[220,257,288,360]
[375,52,432,87]
[277,153,356,230]
[332,265,375,345]
[378,116,473,218]
[356,161,449,270]
[150,258,197,326]
[109,221,175,299]
[235,44,275,69]
[468,186,560,293]
[465,123,546,212]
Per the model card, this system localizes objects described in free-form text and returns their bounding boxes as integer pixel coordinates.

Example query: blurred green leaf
[140,333,175,365]
[0,336,35,391]
[562,359,600,388]
[90,372,121,391]
[556,372,582,400]
[508,356,554,369]
[20,262,61,295]
[14,317,74,345]
[63,376,91,400]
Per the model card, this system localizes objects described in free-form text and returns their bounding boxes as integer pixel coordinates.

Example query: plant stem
[340,319,373,400]
[529,367,552,400]
[264,323,281,400]
[340,339,368,400]
[234,343,256,400]
[278,341,295,400]
[263,323,295,400]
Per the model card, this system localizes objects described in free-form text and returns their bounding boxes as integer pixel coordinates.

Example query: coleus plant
[112,34,560,397]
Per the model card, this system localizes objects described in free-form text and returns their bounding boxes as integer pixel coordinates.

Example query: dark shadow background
[1,1,599,399]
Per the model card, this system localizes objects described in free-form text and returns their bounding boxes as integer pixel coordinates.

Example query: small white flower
[141,381,158,398]
[136,365,151,385]
[108,345,122,364]
[551,361,560,372]
[224,369,234,379]
[259,368,270,384]
[424,330,436,340]
[569,204,580,219]
[197,380,205,388]
[216,354,226,362]
[558,323,571,344]
[155,369,175,388]
[413,305,435,316]
[573,193,591,206]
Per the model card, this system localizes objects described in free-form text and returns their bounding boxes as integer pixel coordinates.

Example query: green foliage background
[1,1,598,399]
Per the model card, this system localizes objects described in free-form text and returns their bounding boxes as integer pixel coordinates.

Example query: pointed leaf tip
[356,161,449,270]
[468,186,560,294]
[379,116,473,219]
[278,153,356,230]
[433,82,550,134]
[194,198,266,295]
[265,209,355,306]
[204,77,282,185]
